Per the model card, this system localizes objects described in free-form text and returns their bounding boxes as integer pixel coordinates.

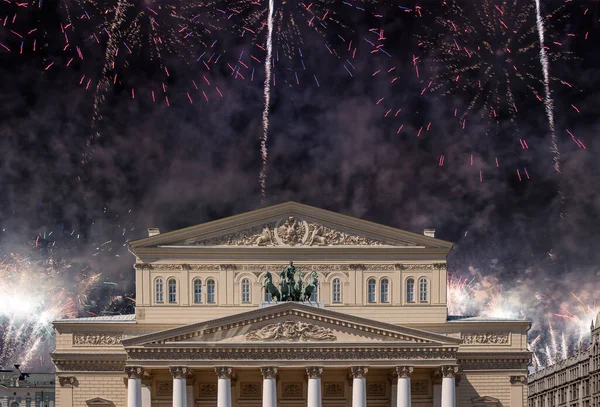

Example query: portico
[123,364,459,407]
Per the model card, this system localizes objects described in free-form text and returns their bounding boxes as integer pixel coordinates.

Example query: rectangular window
[380,279,389,303]
[332,279,341,303]
[207,281,215,303]
[406,279,414,303]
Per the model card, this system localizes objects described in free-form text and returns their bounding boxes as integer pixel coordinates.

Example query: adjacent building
[0,364,55,407]
[527,314,600,407]
[51,202,531,407]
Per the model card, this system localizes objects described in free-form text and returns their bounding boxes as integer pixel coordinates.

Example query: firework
[418,0,575,174]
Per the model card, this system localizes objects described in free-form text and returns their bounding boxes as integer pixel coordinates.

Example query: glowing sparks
[259,0,275,203]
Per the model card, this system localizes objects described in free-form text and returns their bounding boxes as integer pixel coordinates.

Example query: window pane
[207,280,215,303]
[380,279,389,303]
[168,279,177,303]
[332,278,341,303]
[406,279,414,303]
[242,278,250,303]
[368,279,376,303]
[194,279,202,304]
[419,278,428,302]
[155,279,163,303]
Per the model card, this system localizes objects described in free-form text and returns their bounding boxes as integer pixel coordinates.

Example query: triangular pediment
[86,398,114,407]
[472,396,501,406]
[129,202,453,250]
[122,302,460,347]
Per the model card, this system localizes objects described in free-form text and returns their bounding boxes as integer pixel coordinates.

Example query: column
[510,376,526,407]
[432,370,442,407]
[216,367,233,407]
[170,367,190,407]
[125,367,144,407]
[389,371,397,407]
[186,376,195,407]
[440,366,458,407]
[306,367,323,407]
[141,376,152,407]
[350,367,368,407]
[261,367,278,407]
[396,367,413,407]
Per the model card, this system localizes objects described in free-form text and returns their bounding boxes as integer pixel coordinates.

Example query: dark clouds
[0,0,598,363]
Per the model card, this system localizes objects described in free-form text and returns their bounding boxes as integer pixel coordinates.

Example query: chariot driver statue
[279,261,296,301]
[265,261,318,303]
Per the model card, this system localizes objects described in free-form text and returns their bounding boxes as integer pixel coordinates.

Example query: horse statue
[293,271,304,300]
[302,271,319,303]
[279,261,296,301]
[263,272,281,302]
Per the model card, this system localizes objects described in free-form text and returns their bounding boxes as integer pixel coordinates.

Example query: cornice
[135,263,447,271]
[125,347,457,362]
[121,303,461,347]
[129,202,453,250]
[132,247,450,263]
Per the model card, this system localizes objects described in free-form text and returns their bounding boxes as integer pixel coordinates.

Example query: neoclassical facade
[51,202,531,407]
[0,364,55,407]
[527,313,600,407]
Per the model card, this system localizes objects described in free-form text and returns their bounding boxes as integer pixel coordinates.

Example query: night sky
[0,0,599,369]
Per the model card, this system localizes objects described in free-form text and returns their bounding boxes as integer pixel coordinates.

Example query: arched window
[367,278,376,303]
[332,278,342,303]
[193,279,202,304]
[406,278,415,303]
[311,284,319,302]
[168,279,177,303]
[207,279,216,303]
[380,278,389,303]
[419,278,428,302]
[155,278,164,303]
[241,278,251,303]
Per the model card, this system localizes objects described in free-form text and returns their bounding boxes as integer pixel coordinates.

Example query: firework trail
[259,0,275,203]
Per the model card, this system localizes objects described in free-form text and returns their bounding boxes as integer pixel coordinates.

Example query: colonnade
[125,365,459,407]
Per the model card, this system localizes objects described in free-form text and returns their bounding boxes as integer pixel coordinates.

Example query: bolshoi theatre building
[51,202,531,407]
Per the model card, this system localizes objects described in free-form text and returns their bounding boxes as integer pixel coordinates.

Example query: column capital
[58,376,78,388]
[350,366,368,379]
[388,370,398,384]
[141,375,153,387]
[125,366,144,379]
[510,375,526,385]
[261,366,278,379]
[306,367,323,379]
[439,365,459,378]
[170,366,191,379]
[395,366,413,378]
[215,367,233,379]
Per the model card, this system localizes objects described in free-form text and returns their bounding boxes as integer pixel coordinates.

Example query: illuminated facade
[51,202,531,407]
[527,314,600,407]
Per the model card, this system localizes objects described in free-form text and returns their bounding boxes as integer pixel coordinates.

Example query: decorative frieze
[306,366,323,379]
[54,361,125,372]
[261,366,278,379]
[246,321,337,341]
[350,366,368,379]
[127,348,457,361]
[215,366,233,379]
[324,382,344,397]
[73,332,122,346]
[198,384,218,396]
[240,382,261,398]
[58,376,77,387]
[411,380,429,396]
[282,383,303,397]
[459,359,530,370]
[366,383,386,396]
[461,333,510,345]
[156,381,172,396]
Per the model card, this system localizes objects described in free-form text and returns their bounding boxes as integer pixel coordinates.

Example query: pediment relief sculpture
[181,216,392,247]
[246,321,337,342]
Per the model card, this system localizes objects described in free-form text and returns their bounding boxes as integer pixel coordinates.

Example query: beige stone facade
[527,314,600,407]
[51,202,531,407]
